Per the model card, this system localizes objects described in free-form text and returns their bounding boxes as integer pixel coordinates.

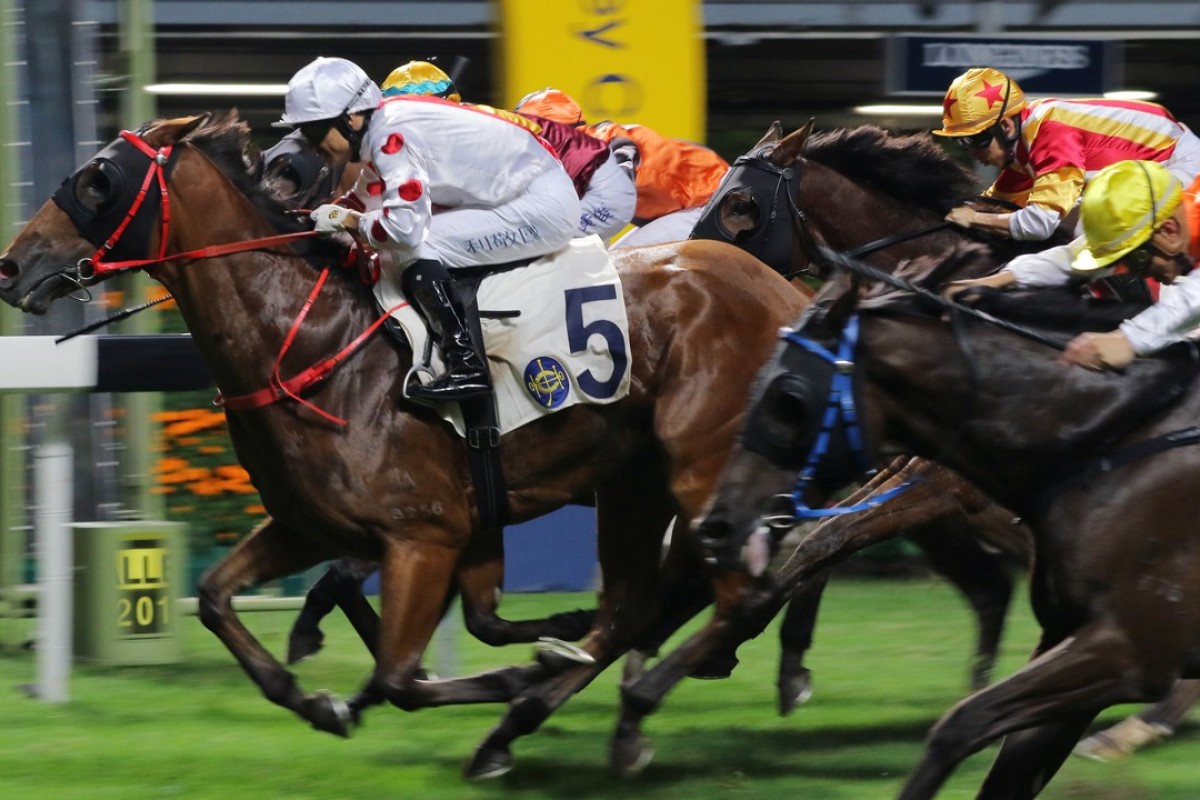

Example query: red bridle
[75,129,406,426]
[79,130,322,279]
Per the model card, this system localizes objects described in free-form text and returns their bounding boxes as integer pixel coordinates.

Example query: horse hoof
[286,629,325,665]
[1073,717,1171,762]
[305,690,355,738]
[535,637,595,672]
[778,668,814,716]
[464,745,514,781]
[689,651,739,680]
[611,733,654,778]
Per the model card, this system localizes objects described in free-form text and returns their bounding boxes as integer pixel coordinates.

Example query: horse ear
[177,113,213,138]
[145,113,213,144]
[771,117,815,166]
[753,121,784,148]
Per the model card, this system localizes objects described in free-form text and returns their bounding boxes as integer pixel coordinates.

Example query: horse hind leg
[896,622,1151,800]
[907,520,1017,690]
[197,518,353,736]
[466,466,675,781]
[286,556,379,664]
[1073,677,1200,761]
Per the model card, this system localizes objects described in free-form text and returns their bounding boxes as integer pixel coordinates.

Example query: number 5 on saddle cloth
[373,234,632,434]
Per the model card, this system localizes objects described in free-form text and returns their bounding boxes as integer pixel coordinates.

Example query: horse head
[0,113,340,315]
[690,119,814,278]
[695,241,1199,572]
[0,116,223,313]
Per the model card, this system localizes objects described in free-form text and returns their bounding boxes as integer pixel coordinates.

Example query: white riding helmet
[273,57,382,129]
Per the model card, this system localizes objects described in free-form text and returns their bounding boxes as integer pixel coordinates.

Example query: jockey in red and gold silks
[934,68,1200,243]
[990,97,1200,238]
[515,88,730,247]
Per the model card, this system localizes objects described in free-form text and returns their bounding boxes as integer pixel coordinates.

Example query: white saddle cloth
[371,235,632,436]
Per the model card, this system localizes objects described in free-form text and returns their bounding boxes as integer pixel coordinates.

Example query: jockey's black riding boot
[403,259,491,402]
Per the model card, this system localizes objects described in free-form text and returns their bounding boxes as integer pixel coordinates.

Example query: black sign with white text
[887,35,1121,97]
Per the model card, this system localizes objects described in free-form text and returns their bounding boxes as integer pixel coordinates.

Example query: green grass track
[0,578,1193,799]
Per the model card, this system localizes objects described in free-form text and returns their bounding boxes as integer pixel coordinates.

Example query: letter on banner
[495,0,705,142]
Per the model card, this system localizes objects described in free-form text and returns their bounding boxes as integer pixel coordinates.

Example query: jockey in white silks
[381,60,637,243]
[275,56,581,402]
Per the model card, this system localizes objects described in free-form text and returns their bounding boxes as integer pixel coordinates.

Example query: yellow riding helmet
[514,88,585,126]
[932,67,1028,137]
[1073,160,1184,272]
[381,61,461,102]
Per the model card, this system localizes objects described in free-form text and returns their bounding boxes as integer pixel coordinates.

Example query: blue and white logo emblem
[524,356,571,408]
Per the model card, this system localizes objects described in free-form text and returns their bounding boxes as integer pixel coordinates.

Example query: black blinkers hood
[689,156,799,276]
[740,330,873,493]
[51,133,184,262]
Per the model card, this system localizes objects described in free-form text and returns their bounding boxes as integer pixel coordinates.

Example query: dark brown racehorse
[694,245,1200,799]
[683,121,1039,705]
[0,114,808,776]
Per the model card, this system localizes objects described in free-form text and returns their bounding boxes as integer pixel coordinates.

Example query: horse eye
[75,163,114,213]
[717,189,761,239]
[760,377,813,445]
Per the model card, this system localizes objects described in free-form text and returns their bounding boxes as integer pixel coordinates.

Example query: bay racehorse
[281,122,1034,702]
[280,121,1033,692]
[0,114,809,777]
[692,245,1200,799]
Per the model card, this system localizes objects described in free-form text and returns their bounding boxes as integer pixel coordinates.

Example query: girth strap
[1041,426,1200,506]
[454,275,510,533]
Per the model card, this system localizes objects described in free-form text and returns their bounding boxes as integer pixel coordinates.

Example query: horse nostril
[0,258,18,282]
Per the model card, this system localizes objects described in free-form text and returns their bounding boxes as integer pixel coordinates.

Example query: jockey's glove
[311,204,360,234]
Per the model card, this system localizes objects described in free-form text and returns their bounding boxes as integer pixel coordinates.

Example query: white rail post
[35,442,73,703]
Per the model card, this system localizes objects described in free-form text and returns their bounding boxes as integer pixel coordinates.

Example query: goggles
[953,129,996,150]
[298,120,333,147]
[1120,238,1175,275]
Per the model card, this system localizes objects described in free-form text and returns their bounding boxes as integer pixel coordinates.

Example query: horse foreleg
[358,534,545,717]
[286,556,379,664]
[896,623,1151,800]
[196,518,352,736]
[457,536,596,647]
[974,715,1098,799]
[907,522,1016,690]
[776,575,827,714]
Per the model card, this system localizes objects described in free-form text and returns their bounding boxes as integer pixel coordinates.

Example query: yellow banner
[495,0,705,142]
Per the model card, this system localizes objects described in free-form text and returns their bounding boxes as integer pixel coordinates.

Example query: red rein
[91,130,405,427]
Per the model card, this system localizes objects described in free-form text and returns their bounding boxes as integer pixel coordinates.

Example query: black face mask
[51,133,181,262]
[690,155,799,276]
[334,111,373,163]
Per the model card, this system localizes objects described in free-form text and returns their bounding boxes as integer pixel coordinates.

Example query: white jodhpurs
[409,167,582,268]
[611,206,707,249]
[579,157,638,241]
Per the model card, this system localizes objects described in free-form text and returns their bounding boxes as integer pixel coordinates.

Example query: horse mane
[803,126,978,216]
[175,113,303,230]
[171,112,343,262]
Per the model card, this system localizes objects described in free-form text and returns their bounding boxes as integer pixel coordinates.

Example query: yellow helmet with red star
[933,67,1028,137]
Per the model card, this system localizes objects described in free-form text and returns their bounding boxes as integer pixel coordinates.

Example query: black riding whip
[54,293,175,344]
[815,244,1068,351]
